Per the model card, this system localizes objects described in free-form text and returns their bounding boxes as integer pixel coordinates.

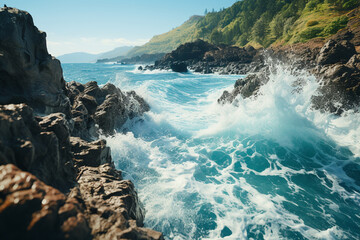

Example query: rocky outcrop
[144,39,259,74]
[0,102,162,240]
[0,104,75,190]
[0,7,70,115]
[74,164,163,240]
[0,7,162,240]
[170,62,188,73]
[218,8,360,114]
[0,164,91,240]
[67,81,150,137]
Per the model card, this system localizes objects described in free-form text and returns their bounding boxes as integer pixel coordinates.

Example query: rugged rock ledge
[0,7,162,240]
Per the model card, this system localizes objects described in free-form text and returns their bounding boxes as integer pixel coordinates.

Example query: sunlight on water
[63,63,360,240]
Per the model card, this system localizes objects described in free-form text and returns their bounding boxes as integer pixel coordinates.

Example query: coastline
[0,7,163,240]
[0,4,360,240]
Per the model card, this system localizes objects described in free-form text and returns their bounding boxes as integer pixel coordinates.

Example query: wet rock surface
[0,164,91,240]
[67,81,150,137]
[74,164,163,240]
[0,7,162,240]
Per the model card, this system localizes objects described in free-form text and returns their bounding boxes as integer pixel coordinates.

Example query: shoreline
[0,7,163,240]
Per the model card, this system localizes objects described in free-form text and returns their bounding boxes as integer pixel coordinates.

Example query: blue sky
[7,0,238,56]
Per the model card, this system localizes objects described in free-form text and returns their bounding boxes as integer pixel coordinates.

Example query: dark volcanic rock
[218,71,268,104]
[0,164,91,240]
[0,104,163,240]
[149,39,258,74]
[317,39,356,65]
[0,104,75,190]
[67,81,150,137]
[0,8,70,115]
[162,39,217,62]
[170,62,188,73]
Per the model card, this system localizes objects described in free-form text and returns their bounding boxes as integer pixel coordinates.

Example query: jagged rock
[0,164,91,240]
[75,164,164,240]
[346,54,360,69]
[162,39,218,62]
[218,70,268,104]
[67,81,150,136]
[0,8,70,115]
[0,104,75,190]
[149,40,258,74]
[219,35,360,113]
[170,62,188,73]
[317,40,356,65]
[70,137,112,167]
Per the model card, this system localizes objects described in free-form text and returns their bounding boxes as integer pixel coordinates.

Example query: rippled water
[63,63,360,240]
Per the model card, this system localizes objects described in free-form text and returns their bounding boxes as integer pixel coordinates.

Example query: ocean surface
[63,63,360,240]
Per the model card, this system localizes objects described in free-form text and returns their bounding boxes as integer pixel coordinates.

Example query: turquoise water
[63,63,360,240]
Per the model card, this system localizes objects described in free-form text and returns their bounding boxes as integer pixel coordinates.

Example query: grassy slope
[126,15,203,57]
[128,0,360,57]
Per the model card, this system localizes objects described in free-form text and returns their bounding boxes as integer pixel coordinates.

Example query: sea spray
[63,63,360,239]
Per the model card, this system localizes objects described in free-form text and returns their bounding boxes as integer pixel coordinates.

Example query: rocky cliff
[0,7,162,240]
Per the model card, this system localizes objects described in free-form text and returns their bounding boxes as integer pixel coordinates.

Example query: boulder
[317,40,356,65]
[0,164,91,240]
[170,62,188,73]
[75,164,164,240]
[0,8,70,115]
[67,81,150,136]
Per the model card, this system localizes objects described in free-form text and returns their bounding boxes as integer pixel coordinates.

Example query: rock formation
[66,81,150,138]
[0,7,70,115]
[218,7,360,114]
[0,7,162,240]
[144,39,260,74]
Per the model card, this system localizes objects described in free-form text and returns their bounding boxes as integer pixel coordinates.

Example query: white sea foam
[101,62,360,239]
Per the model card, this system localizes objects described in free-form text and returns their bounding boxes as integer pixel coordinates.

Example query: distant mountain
[57,52,99,63]
[127,0,360,56]
[98,46,134,60]
[58,46,134,63]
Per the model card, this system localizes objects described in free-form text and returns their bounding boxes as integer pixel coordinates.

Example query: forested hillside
[128,0,360,56]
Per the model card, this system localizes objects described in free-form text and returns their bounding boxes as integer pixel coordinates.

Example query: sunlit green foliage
[128,0,359,56]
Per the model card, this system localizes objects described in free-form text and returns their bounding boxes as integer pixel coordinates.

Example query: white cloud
[47,37,149,56]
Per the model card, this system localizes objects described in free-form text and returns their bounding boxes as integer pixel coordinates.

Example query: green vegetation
[306,20,319,26]
[126,16,203,57]
[127,0,359,56]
